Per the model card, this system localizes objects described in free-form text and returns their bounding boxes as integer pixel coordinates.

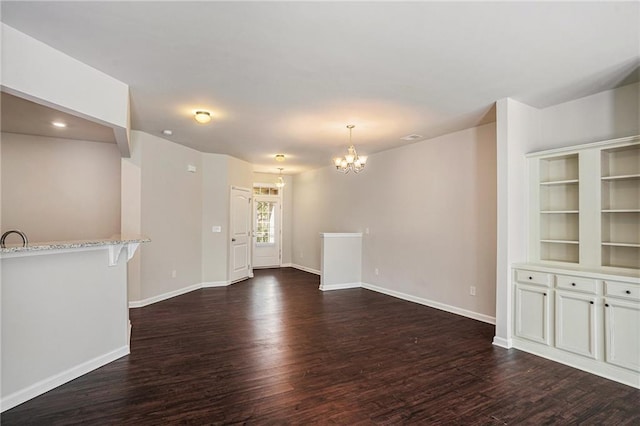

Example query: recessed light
[400,134,423,141]
[162,129,173,136]
[52,121,67,128]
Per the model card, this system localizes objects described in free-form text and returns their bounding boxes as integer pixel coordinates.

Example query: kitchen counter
[0,234,150,266]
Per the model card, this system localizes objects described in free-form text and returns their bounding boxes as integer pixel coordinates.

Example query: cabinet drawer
[605,281,640,301]
[515,270,552,287]
[556,275,597,294]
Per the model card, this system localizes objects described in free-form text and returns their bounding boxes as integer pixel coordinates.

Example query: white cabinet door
[555,290,597,359]
[515,284,552,345]
[604,298,640,372]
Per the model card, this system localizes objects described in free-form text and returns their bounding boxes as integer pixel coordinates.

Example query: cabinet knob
[590,301,594,305]
[605,303,609,307]
[543,293,547,296]
[571,283,576,286]
[625,290,631,294]
[529,276,533,280]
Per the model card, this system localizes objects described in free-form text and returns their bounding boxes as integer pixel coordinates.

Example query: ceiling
[1,92,116,143]
[1,2,638,174]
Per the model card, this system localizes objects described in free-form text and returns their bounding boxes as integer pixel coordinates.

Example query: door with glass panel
[252,192,281,268]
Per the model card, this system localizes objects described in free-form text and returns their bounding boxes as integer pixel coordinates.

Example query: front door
[229,187,252,282]
[252,195,281,268]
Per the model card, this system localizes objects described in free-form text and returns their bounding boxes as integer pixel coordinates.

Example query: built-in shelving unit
[538,154,579,263]
[517,135,640,390]
[601,144,640,270]
[528,135,640,272]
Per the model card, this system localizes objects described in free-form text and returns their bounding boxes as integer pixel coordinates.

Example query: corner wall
[293,123,498,322]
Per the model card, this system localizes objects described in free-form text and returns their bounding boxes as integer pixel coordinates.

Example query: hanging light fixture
[333,125,368,174]
[276,168,286,188]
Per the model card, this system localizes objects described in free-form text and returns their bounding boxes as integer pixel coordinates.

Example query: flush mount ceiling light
[333,125,368,174]
[194,110,212,124]
[275,154,286,162]
[52,121,67,128]
[276,168,286,188]
[162,129,173,136]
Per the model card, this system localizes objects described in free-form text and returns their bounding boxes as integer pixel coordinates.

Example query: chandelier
[333,125,368,174]
[276,168,286,188]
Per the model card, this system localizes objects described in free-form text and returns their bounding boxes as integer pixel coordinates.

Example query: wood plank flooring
[3,268,639,424]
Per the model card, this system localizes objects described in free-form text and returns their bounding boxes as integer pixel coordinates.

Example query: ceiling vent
[400,134,424,141]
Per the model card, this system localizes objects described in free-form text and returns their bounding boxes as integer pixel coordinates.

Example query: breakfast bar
[0,235,149,411]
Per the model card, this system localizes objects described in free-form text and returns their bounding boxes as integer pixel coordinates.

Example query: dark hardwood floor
[3,268,639,425]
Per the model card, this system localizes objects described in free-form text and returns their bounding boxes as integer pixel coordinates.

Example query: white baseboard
[202,281,230,288]
[513,338,639,389]
[128,282,202,308]
[319,282,362,291]
[280,262,293,268]
[492,336,512,349]
[1,345,129,413]
[290,263,321,275]
[361,282,496,325]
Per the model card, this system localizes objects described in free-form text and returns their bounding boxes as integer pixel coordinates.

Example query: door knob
[232,238,236,242]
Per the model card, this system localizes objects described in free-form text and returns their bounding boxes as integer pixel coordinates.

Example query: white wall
[1,24,131,156]
[252,172,294,265]
[494,99,541,346]
[124,132,255,302]
[201,153,229,284]
[293,123,497,321]
[136,131,203,300]
[540,83,639,148]
[1,248,129,410]
[1,133,121,242]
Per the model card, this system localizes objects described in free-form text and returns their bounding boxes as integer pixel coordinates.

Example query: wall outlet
[365,227,370,235]
[299,251,304,258]
[470,286,476,296]
[211,225,222,233]
[171,270,177,278]
[375,268,379,275]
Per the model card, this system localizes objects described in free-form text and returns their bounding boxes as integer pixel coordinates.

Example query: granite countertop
[1,234,150,254]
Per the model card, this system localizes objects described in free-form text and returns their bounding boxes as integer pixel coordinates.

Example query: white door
[252,195,281,268]
[229,187,252,283]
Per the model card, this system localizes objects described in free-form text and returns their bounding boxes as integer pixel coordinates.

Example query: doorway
[252,185,281,268]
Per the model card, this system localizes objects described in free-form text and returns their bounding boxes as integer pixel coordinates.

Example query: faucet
[1,230,29,248]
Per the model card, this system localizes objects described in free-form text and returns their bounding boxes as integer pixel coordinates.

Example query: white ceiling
[1,92,117,143]
[1,2,638,174]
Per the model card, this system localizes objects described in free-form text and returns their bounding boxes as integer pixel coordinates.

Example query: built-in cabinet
[513,267,639,388]
[528,135,640,271]
[515,135,640,389]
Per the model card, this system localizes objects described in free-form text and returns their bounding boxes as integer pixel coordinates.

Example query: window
[256,201,276,244]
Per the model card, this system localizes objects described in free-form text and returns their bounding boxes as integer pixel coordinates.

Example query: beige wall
[1,132,121,242]
[293,123,497,319]
[135,131,203,300]
[125,132,255,300]
[201,153,229,284]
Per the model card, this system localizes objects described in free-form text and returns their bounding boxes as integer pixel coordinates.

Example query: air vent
[400,134,424,141]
